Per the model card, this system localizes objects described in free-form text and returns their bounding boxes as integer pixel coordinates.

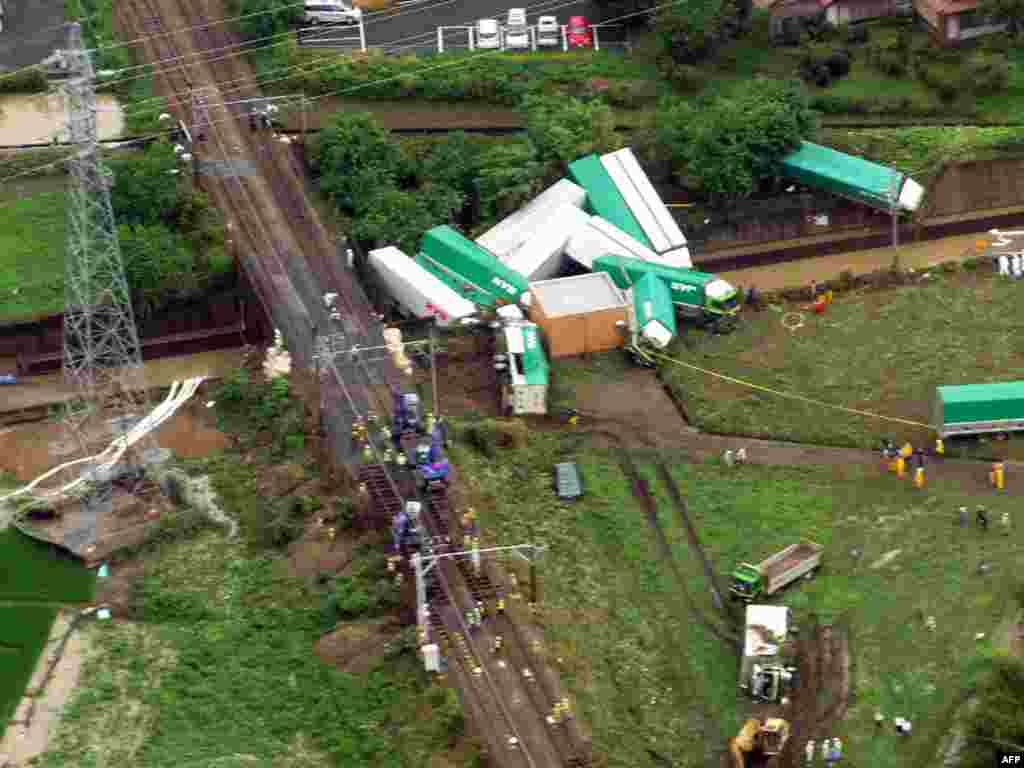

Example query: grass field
[660,267,1024,454]
[449,425,1023,768]
[0,529,97,602]
[38,453,462,768]
[0,190,67,322]
[0,605,59,727]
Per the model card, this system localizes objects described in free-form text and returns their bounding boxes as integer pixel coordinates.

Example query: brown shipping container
[527,273,628,359]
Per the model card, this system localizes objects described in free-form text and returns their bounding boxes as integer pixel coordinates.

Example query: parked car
[504,8,530,50]
[476,18,501,49]
[304,0,362,25]
[536,15,560,47]
[566,15,592,49]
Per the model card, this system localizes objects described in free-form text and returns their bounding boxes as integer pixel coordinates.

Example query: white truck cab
[304,0,362,25]
[504,8,530,50]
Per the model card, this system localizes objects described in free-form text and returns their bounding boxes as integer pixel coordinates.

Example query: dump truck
[729,718,791,767]
[739,605,797,703]
[731,540,822,602]
[933,381,1024,439]
[593,254,741,331]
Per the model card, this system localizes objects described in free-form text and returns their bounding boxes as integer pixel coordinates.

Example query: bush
[964,51,1009,93]
[917,60,959,102]
[843,23,869,45]
[656,59,704,92]
[797,44,851,86]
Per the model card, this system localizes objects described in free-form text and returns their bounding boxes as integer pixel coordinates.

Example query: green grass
[0,529,96,602]
[660,268,1024,452]
[450,426,1023,768]
[0,191,67,322]
[39,453,463,768]
[0,605,59,727]
[821,125,1024,184]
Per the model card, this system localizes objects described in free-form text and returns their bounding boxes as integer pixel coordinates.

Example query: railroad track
[413,473,593,767]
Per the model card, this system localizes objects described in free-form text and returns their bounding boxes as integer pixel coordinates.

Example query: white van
[476,18,500,49]
[304,0,362,25]
[504,8,530,50]
[536,16,560,47]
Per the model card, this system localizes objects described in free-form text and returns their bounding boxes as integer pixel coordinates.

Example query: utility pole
[59,22,158,499]
[890,175,900,269]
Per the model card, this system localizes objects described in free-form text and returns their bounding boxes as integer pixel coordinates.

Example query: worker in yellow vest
[895,454,906,479]
[913,449,925,489]
[934,436,944,456]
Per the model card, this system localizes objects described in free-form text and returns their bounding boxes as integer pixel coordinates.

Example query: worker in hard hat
[496,593,505,616]
[493,635,503,655]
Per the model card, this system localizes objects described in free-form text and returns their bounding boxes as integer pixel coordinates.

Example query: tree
[524,95,620,167]
[351,186,463,253]
[656,78,817,204]
[976,0,1024,37]
[236,0,301,41]
[109,140,180,227]
[474,141,544,223]
[420,131,484,198]
[316,112,406,213]
[118,223,199,318]
[957,656,1024,768]
[654,0,749,67]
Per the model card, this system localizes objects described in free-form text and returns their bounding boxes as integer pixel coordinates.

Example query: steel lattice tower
[59,22,156,489]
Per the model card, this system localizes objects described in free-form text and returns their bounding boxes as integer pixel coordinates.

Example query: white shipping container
[476,179,587,259]
[565,215,656,270]
[503,204,591,281]
[659,246,693,269]
[369,246,477,327]
[600,150,672,254]
[608,147,688,251]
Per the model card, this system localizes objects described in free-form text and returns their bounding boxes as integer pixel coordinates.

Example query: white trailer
[601,147,689,260]
[475,178,587,259]
[369,245,477,327]
[564,215,655,270]
[739,604,789,690]
[502,204,591,281]
[589,217,691,270]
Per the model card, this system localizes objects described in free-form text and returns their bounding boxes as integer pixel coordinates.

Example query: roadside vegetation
[449,421,1023,768]
[311,102,620,252]
[659,263,1024,454]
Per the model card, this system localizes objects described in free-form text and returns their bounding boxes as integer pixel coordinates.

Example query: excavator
[728,718,790,768]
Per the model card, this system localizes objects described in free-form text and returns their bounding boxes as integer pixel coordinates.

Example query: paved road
[0,0,66,70]
[305,0,596,55]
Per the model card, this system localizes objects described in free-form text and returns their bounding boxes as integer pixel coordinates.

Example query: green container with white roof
[567,155,654,249]
[416,225,529,308]
[629,272,677,349]
[933,382,1024,438]
[593,253,741,326]
[498,322,549,415]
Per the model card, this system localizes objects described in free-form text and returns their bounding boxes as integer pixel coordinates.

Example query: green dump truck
[933,382,1024,439]
[593,254,741,331]
[731,540,823,602]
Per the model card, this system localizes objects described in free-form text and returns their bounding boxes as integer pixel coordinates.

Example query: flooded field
[0,93,125,146]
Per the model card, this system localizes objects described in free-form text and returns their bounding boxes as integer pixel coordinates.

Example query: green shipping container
[520,323,549,387]
[567,155,654,249]
[933,382,1024,437]
[416,225,529,308]
[779,141,906,211]
[631,271,677,338]
[593,254,739,318]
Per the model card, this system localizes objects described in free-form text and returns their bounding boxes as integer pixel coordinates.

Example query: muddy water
[0,402,229,484]
[0,93,124,146]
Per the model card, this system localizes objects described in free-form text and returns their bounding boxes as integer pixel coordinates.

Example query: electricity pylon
[58,22,157,499]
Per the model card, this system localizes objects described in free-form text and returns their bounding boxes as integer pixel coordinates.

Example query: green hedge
[258,45,658,106]
[0,68,49,95]
[0,605,58,727]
